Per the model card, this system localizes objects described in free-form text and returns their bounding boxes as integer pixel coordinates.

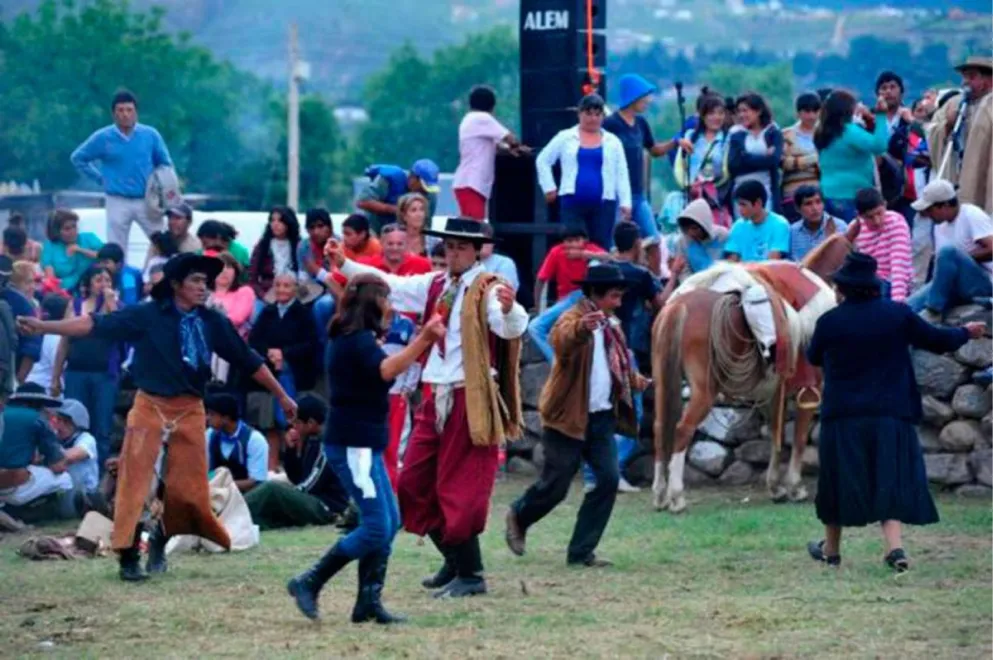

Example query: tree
[353,26,519,173]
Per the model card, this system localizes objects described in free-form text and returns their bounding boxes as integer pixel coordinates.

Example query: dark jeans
[512,411,618,563]
[561,200,618,250]
[65,370,118,472]
[324,444,399,560]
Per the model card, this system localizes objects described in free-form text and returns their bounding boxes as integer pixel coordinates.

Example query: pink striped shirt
[853,210,912,301]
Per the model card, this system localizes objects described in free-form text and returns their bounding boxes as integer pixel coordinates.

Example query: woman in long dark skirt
[806,253,986,572]
[287,273,444,624]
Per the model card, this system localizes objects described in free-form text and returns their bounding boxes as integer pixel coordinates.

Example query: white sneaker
[617,478,642,493]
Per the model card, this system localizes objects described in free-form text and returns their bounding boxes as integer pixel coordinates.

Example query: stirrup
[796,386,822,410]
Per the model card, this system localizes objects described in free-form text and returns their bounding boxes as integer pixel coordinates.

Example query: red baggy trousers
[397,386,498,546]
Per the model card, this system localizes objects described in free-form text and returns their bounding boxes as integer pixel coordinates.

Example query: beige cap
[911,179,956,212]
[955,55,993,74]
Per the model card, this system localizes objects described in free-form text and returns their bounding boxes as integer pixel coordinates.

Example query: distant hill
[4,0,989,99]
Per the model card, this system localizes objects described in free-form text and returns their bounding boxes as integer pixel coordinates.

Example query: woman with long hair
[248,206,301,303]
[287,274,444,624]
[672,93,733,229]
[728,92,784,214]
[814,90,889,221]
[806,253,986,572]
[41,209,103,292]
[52,264,121,470]
[396,193,438,257]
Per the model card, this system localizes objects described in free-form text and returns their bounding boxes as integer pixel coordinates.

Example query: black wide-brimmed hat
[9,382,62,408]
[833,252,882,290]
[422,217,496,244]
[574,263,630,288]
[150,252,224,300]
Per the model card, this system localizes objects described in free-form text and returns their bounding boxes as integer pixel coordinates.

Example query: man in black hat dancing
[325,217,528,598]
[505,263,649,568]
[17,253,296,582]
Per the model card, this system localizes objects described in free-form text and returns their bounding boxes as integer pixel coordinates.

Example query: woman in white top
[536,94,632,250]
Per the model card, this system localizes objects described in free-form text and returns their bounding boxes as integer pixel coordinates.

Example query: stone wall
[509,304,992,497]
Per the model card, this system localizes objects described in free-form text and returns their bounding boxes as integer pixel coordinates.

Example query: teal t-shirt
[41,232,104,291]
[725,213,790,263]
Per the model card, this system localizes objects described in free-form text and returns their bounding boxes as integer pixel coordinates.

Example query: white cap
[911,180,956,212]
[56,399,90,431]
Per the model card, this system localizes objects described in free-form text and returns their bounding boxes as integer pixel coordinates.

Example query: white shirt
[340,260,529,385]
[25,335,63,391]
[535,127,632,208]
[270,238,294,276]
[452,111,511,198]
[589,326,613,412]
[481,253,520,291]
[933,203,993,275]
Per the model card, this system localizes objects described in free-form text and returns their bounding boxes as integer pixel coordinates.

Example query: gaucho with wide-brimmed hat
[16,252,296,583]
[318,216,528,602]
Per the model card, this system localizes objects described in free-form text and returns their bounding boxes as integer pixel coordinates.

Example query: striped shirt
[853,210,912,302]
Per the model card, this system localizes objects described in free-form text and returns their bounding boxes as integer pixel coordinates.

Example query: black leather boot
[351,553,406,624]
[433,536,487,599]
[146,520,168,575]
[118,524,147,582]
[421,530,456,589]
[287,543,352,620]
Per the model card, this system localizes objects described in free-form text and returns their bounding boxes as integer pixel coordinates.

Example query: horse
[650,232,856,513]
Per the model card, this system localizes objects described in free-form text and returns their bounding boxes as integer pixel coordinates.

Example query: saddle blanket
[671,261,837,378]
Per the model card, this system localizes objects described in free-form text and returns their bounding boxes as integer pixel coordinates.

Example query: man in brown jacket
[505,264,648,567]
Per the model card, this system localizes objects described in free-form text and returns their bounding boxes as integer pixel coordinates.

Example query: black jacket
[247,301,320,392]
[727,125,784,213]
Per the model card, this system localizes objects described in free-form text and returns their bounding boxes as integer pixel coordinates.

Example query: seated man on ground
[0,384,74,521]
[725,180,791,263]
[49,399,101,508]
[205,393,269,494]
[789,185,848,262]
[245,395,350,530]
[907,180,993,319]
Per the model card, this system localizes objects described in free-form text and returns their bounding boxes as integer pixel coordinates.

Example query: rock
[924,453,971,486]
[944,304,993,328]
[952,384,992,419]
[520,331,547,365]
[718,460,755,486]
[918,426,942,453]
[684,464,714,487]
[688,440,730,477]
[921,396,956,428]
[737,439,772,465]
[955,484,992,498]
[697,408,747,444]
[982,413,992,443]
[801,445,819,474]
[505,456,538,477]
[520,362,550,409]
[955,338,993,369]
[938,420,983,452]
[969,449,992,487]
[912,351,970,400]
[724,410,765,446]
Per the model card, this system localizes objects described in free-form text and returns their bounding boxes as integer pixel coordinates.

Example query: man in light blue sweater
[70,89,173,253]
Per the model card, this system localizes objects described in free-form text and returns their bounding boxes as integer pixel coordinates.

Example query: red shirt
[536,242,606,297]
[359,253,433,276]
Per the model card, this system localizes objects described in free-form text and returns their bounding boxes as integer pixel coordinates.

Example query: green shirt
[41,232,104,291]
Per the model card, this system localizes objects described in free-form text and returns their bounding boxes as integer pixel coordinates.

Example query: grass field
[1,477,990,658]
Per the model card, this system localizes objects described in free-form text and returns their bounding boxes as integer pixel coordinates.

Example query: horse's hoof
[770,488,789,504]
[668,497,687,514]
[788,486,809,503]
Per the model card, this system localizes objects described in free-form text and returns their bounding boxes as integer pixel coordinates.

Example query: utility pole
[287,23,300,210]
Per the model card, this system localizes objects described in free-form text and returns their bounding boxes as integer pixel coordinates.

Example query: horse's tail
[653,302,687,464]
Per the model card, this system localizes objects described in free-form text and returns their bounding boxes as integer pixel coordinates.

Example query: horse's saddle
[674,261,837,388]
